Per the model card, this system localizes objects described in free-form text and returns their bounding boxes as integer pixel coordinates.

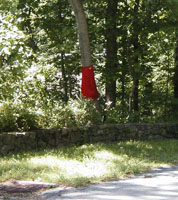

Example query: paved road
[24,165,178,200]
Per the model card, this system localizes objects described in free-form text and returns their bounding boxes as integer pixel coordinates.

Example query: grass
[0,139,178,187]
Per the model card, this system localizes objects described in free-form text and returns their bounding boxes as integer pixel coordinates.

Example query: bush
[0,102,40,132]
[38,98,103,129]
[68,98,103,127]
[0,99,104,132]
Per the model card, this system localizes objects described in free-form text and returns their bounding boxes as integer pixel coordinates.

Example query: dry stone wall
[0,123,178,155]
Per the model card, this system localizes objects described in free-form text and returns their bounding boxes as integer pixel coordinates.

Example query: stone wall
[1,123,178,155]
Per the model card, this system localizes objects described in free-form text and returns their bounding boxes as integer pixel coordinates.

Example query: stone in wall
[1,123,178,155]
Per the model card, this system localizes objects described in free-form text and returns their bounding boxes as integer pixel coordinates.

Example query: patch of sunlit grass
[1,139,178,186]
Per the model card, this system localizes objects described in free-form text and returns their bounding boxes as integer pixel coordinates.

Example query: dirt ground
[0,180,57,199]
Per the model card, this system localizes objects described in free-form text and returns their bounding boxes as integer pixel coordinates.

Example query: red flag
[81,65,99,101]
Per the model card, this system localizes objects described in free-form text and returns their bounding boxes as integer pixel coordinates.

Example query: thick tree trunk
[68,0,92,67]
[68,0,98,101]
[105,0,118,108]
[174,32,178,98]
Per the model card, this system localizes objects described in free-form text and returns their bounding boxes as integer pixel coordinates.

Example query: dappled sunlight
[1,140,178,186]
[94,150,120,160]
[30,156,62,167]
[30,155,108,178]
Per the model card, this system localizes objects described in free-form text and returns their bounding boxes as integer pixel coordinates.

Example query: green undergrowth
[0,139,178,187]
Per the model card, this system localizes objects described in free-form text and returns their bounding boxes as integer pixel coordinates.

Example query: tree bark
[61,52,69,102]
[68,0,92,67]
[59,3,68,102]
[129,0,140,113]
[174,32,178,98]
[121,35,128,108]
[68,0,99,102]
[105,0,118,107]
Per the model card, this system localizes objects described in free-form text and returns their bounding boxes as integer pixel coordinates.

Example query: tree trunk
[59,2,68,102]
[174,32,178,98]
[121,35,128,108]
[133,39,139,112]
[61,52,68,102]
[129,0,140,113]
[68,0,99,102]
[68,0,92,67]
[105,0,118,108]
[133,78,139,111]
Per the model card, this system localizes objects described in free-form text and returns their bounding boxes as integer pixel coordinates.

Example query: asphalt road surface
[23,165,178,200]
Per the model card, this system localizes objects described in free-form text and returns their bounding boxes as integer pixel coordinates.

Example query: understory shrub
[0,99,103,132]
[0,102,40,132]
[39,98,103,128]
[1,96,178,133]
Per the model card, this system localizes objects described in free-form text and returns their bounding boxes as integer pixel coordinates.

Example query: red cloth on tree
[81,65,99,101]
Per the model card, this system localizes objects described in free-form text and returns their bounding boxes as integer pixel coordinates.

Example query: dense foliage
[0,0,178,132]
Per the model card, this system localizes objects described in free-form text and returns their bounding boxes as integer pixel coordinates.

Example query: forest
[0,0,178,132]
